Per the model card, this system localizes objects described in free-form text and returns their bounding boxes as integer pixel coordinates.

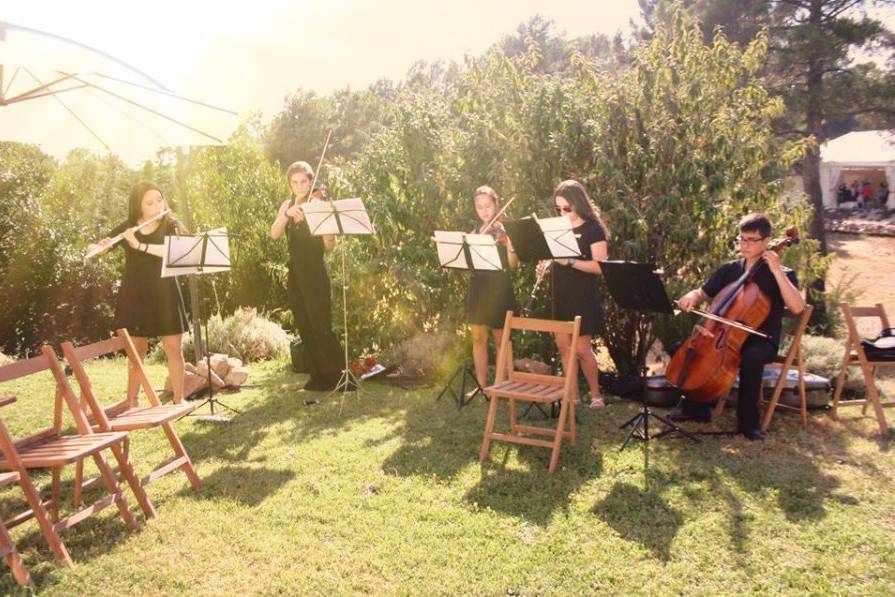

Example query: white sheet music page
[433,230,469,269]
[537,216,581,258]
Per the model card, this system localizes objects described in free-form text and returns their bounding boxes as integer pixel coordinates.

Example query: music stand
[162,228,238,422]
[432,231,505,407]
[301,198,374,397]
[599,260,699,449]
[503,215,581,263]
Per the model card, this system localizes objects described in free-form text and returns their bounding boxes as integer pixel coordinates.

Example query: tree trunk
[802,0,828,328]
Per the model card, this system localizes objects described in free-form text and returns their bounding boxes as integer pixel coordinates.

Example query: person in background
[540,180,610,409]
[465,185,518,390]
[89,182,189,403]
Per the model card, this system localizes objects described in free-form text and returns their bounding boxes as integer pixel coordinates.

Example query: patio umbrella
[0,20,240,163]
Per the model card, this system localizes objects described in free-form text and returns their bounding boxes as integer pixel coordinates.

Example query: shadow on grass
[187,465,295,507]
[593,480,682,561]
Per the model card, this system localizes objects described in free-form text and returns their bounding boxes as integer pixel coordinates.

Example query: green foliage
[150,307,291,364]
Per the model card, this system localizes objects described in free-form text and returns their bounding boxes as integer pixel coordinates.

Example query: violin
[479,196,515,245]
[665,227,800,402]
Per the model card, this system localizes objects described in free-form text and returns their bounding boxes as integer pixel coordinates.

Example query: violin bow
[481,195,516,232]
[295,129,334,206]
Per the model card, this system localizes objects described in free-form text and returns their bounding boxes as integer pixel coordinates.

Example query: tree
[639,0,895,330]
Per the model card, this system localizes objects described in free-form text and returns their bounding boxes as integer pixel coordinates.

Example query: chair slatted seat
[480,312,581,473]
[0,347,155,581]
[62,328,201,502]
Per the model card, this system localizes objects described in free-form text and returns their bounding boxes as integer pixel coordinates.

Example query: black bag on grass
[861,328,895,361]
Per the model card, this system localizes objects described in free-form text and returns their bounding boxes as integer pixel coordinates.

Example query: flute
[84,209,171,260]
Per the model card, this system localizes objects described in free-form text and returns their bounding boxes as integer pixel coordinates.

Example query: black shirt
[701,259,799,348]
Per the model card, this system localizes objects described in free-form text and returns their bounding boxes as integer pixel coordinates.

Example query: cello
[665,227,800,402]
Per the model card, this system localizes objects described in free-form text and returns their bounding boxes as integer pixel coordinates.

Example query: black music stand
[162,229,239,422]
[599,261,699,449]
[432,231,506,407]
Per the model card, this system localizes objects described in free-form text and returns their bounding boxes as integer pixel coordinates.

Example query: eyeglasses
[736,235,768,245]
[555,206,573,214]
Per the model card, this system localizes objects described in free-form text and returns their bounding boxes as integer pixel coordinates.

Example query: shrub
[800,334,877,395]
[149,308,291,364]
[380,329,466,380]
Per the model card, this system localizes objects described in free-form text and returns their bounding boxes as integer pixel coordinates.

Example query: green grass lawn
[1,357,893,595]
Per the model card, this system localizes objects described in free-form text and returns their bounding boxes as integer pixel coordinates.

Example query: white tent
[820,130,895,207]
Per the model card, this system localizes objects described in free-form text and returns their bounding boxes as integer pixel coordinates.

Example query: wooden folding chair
[62,328,201,502]
[480,312,581,474]
[712,305,814,431]
[831,302,895,435]
[0,347,154,559]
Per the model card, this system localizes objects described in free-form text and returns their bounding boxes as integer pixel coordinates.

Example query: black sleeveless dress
[551,219,606,335]
[110,219,189,337]
[465,242,516,329]
[285,213,344,386]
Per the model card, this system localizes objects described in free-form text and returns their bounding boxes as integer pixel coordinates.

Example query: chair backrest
[61,329,162,422]
[778,304,814,359]
[0,347,97,449]
[840,302,892,363]
[493,311,582,393]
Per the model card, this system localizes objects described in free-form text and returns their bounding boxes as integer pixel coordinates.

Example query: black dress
[551,219,607,335]
[110,219,189,337]
[465,242,516,329]
[285,214,345,386]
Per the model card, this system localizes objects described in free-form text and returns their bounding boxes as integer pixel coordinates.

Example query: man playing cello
[670,213,806,440]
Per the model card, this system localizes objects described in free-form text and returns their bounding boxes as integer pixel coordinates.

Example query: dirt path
[827,232,895,394]
[828,232,895,312]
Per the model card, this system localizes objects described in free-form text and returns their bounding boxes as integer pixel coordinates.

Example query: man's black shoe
[668,410,711,423]
[742,429,767,441]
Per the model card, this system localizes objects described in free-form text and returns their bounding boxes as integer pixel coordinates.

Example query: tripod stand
[161,228,237,421]
[436,363,485,409]
[599,261,700,450]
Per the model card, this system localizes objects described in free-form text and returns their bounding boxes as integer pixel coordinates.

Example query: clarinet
[522,261,552,316]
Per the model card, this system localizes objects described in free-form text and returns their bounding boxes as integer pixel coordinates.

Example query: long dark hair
[552,180,610,238]
[126,182,179,230]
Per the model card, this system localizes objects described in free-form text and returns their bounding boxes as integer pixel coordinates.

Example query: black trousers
[287,264,344,383]
[680,335,777,432]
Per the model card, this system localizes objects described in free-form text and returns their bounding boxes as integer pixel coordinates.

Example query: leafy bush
[149,308,291,364]
[380,329,466,380]
[800,334,875,395]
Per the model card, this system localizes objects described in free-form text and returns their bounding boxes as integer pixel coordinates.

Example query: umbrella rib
[3,66,21,97]
[3,84,90,105]
[66,73,225,144]
[91,72,239,116]
[23,67,111,151]
[2,72,78,105]
[0,20,172,92]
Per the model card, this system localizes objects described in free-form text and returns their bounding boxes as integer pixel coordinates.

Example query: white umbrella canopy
[0,21,241,164]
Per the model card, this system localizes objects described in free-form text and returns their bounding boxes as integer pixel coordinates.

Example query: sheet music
[537,216,581,258]
[161,228,231,277]
[433,231,502,271]
[434,230,468,269]
[301,198,374,236]
[464,233,502,271]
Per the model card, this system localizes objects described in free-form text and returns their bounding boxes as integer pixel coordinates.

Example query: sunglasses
[555,206,573,214]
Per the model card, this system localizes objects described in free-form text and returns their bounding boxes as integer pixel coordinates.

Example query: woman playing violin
[88,182,189,403]
[270,160,345,391]
[671,213,805,440]
[541,180,610,409]
[466,185,518,389]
